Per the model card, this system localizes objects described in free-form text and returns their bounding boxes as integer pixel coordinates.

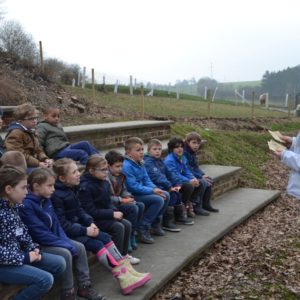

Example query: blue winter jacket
[281,132,300,199]
[19,192,77,256]
[51,180,93,242]
[164,152,195,184]
[0,199,37,266]
[79,172,116,229]
[122,156,156,195]
[184,143,205,179]
[144,154,181,189]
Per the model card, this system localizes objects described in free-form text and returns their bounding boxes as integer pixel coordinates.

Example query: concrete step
[88,187,280,300]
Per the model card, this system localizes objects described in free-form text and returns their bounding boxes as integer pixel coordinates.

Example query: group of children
[0,102,219,300]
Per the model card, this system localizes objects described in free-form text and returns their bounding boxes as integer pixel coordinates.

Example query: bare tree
[0,0,6,21]
[0,20,38,63]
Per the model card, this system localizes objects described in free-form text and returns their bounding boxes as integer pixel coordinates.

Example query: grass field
[66,86,286,119]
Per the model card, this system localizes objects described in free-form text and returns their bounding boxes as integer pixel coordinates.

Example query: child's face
[188,139,201,152]
[172,144,184,156]
[44,109,60,126]
[90,162,109,181]
[5,179,28,204]
[148,144,162,159]
[20,114,38,130]
[33,176,55,198]
[60,162,81,186]
[127,143,144,162]
[108,161,123,176]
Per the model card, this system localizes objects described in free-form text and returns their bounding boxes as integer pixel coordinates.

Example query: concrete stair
[89,187,279,300]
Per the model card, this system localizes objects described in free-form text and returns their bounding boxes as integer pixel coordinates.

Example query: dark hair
[185,132,202,143]
[105,150,124,166]
[85,154,107,172]
[41,106,60,114]
[124,137,144,152]
[14,103,38,121]
[0,165,27,197]
[167,137,184,153]
[53,158,75,177]
[28,168,56,190]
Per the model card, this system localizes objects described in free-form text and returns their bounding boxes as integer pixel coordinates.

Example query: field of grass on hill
[65,85,300,187]
[66,86,285,119]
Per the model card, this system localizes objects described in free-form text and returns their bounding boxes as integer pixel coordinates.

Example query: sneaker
[138,229,155,244]
[193,206,210,216]
[126,255,141,265]
[77,285,106,300]
[151,226,165,236]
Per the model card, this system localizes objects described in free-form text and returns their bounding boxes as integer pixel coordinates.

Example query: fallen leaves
[153,159,300,299]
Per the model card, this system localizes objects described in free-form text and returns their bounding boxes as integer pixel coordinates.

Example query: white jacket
[281,132,300,199]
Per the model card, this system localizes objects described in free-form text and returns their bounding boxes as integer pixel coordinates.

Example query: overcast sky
[2,0,300,85]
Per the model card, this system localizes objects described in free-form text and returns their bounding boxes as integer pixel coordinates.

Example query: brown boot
[186,201,195,218]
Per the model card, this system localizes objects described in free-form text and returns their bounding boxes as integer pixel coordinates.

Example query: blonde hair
[124,137,144,152]
[147,139,162,152]
[14,103,39,121]
[85,154,107,172]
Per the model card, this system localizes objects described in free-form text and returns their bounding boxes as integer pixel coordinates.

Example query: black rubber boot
[162,206,181,232]
[174,204,194,225]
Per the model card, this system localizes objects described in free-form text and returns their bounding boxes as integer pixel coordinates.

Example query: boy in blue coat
[144,139,194,231]
[184,132,219,213]
[122,137,170,244]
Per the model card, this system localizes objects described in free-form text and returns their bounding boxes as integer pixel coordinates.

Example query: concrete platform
[89,188,280,300]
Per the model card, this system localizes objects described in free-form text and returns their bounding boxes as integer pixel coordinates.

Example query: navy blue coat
[79,172,116,230]
[19,192,77,256]
[144,154,181,189]
[51,180,93,243]
[0,199,37,266]
[184,143,205,179]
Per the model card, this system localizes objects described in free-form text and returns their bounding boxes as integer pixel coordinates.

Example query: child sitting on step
[19,167,105,300]
[105,150,145,253]
[184,132,219,213]
[4,103,53,168]
[164,136,207,217]
[0,165,66,300]
[144,139,194,231]
[79,155,138,264]
[122,137,170,244]
[51,159,151,295]
[37,106,99,164]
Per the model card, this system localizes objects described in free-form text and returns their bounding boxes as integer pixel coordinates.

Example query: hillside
[0,52,136,124]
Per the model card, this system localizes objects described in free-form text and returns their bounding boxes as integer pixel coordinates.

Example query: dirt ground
[152,160,300,300]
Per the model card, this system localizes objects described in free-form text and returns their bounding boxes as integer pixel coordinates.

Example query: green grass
[65,86,286,119]
[171,123,270,187]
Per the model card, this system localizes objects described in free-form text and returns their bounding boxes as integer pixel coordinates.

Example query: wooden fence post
[207,89,212,118]
[141,84,145,119]
[288,94,292,119]
[91,68,95,100]
[251,91,255,118]
[39,41,44,73]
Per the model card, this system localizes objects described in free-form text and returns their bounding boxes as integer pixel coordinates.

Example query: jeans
[117,202,145,234]
[134,193,166,230]
[42,240,91,293]
[54,141,99,164]
[105,219,132,255]
[0,252,66,300]
[84,231,112,253]
[152,191,169,226]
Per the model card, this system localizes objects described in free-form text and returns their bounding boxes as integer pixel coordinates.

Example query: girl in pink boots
[51,158,151,295]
